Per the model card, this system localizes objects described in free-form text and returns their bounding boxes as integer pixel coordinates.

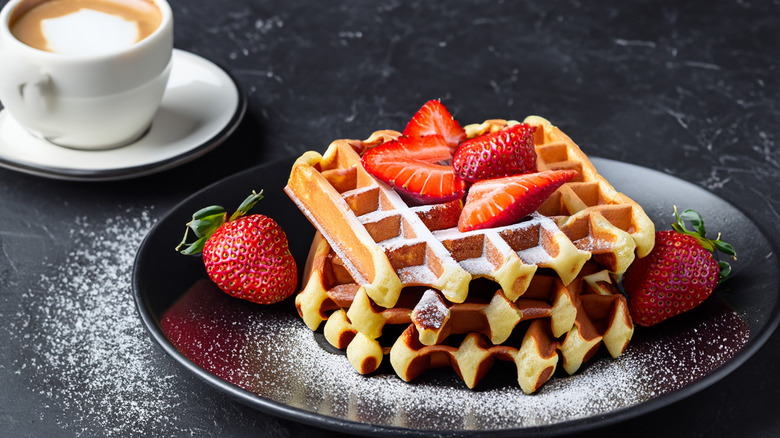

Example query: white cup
[0,0,173,150]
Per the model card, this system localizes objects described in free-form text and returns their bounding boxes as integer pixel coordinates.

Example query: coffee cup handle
[17,73,53,118]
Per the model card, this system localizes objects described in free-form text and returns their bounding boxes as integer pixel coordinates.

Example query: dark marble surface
[0,0,778,437]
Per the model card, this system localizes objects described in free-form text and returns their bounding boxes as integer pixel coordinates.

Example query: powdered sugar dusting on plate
[241,312,649,429]
[163,278,750,432]
[8,205,751,434]
[6,208,237,436]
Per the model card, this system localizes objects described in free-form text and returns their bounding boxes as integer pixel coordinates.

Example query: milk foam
[41,9,140,56]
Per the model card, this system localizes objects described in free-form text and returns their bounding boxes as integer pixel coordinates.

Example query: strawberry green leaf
[176,208,226,254]
[187,206,227,235]
[177,190,264,256]
[669,206,737,281]
[192,205,226,220]
[679,208,706,236]
[672,206,706,237]
[714,239,737,258]
[671,207,689,233]
[177,235,209,256]
[188,214,227,238]
[718,260,732,283]
[230,190,264,221]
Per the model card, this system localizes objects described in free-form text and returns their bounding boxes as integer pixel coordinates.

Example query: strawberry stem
[176,190,264,255]
[671,205,737,282]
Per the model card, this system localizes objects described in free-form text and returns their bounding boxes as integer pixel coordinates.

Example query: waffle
[285,116,651,392]
[286,128,592,310]
[298,232,633,393]
[390,270,633,392]
[466,117,655,273]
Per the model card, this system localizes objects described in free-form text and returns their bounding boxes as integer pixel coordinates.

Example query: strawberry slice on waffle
[403,99,466,149]
[362,135,465,204]
[458,169,578,231]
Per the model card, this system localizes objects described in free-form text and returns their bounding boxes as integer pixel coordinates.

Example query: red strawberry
[458,169,577,232]
[453,123,537,184]
[414,199,463,231]
[623,207,736,327]
[362,134,465,204]
[177,191,298,305]
[403,99,466,149]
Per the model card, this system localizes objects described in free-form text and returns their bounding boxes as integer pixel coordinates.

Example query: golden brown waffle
[466,117,655,274]
[286,116,650,392]
[286,127,592,310]
[297,232,633,393]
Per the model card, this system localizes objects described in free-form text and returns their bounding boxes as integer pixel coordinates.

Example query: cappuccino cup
[0,0,173,149]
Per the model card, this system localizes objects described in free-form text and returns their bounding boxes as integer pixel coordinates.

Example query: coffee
[9,0,161,55]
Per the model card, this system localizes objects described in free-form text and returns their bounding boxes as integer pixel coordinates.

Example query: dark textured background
[0,0,778,437]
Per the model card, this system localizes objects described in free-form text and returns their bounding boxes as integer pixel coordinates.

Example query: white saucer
[0,49,246,181]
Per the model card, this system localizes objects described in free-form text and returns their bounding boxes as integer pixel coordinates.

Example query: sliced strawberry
[403,100,466,149]
[458,170,578,232]
[413,199,463,231]
[362,135,466,204]
[453,123,537,184]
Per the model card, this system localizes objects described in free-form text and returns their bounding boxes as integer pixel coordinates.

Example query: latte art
[10,0,162,55]
[42,9,139,55]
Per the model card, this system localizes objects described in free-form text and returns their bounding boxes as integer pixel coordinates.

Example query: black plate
[133,156,780,437]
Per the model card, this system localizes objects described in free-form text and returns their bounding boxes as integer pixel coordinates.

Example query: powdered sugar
[516,246,553,265]
[457,257,495,275]
[411,289,449,330]
[165,277,750,432]
[9,205,750,434]
[6,208,246,436]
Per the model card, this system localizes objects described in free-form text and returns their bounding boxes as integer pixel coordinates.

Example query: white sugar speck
[7,207,750,434]
[8,208,195,436]
[212,296,749,431]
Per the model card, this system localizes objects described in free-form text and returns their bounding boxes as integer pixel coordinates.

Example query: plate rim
[132,155,780,437]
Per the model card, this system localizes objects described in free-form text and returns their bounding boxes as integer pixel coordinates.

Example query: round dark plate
[132,156,780,437]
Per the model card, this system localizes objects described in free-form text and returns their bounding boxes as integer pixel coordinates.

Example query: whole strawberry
[177,191,298,305]
[452,123,537,183]
[623,207,736,327]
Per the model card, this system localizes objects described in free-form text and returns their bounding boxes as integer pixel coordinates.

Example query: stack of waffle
[285,116,653,393]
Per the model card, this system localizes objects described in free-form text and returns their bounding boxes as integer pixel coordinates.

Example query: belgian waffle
[298,232,633,393]
[390,269,633,392]
[467,117,655,273]
[286,127,592,310]
[285,116,651,392]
